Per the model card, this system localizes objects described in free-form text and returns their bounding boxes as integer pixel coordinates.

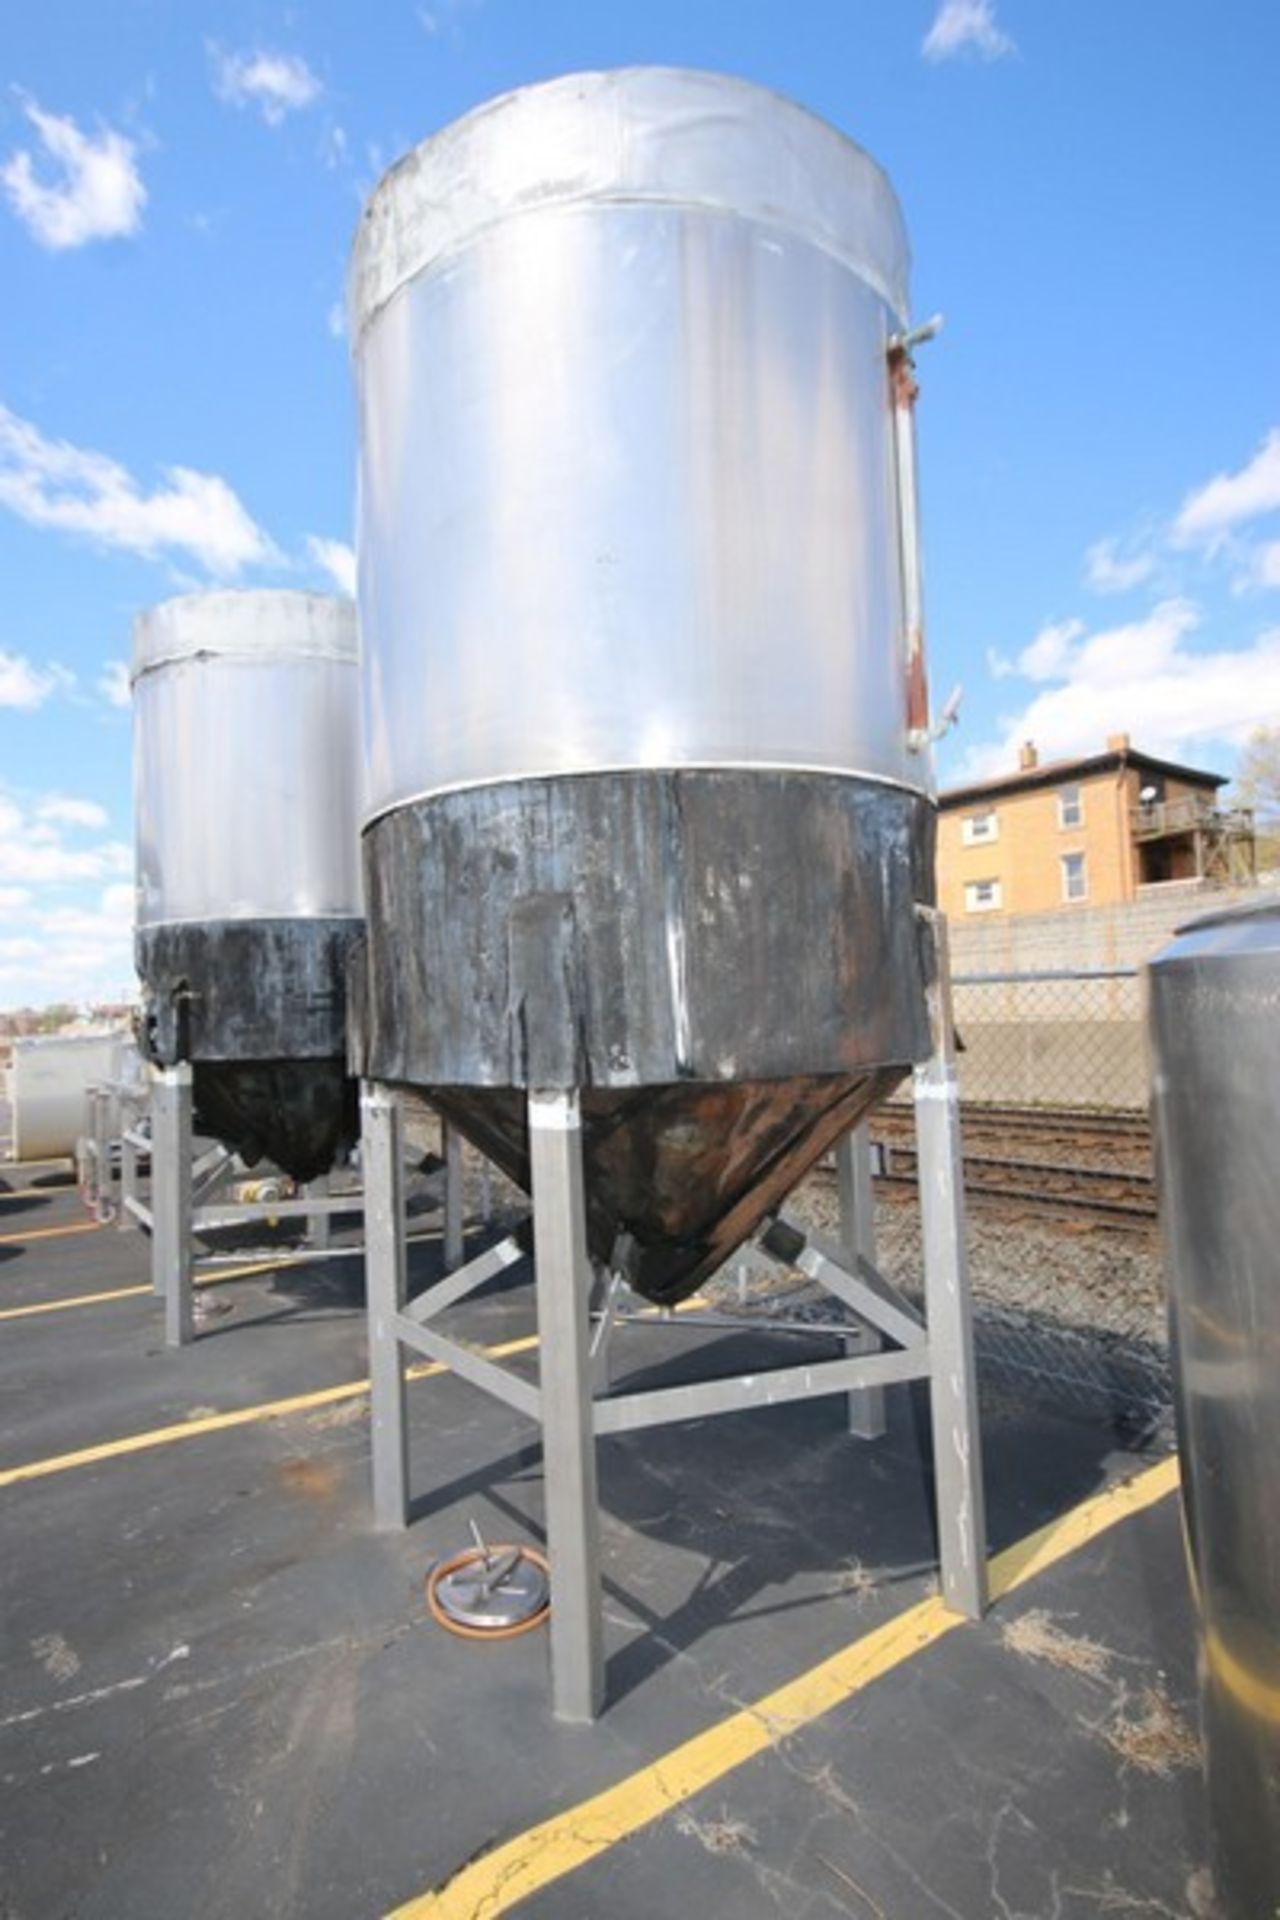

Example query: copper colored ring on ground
[425,1543,551,1641]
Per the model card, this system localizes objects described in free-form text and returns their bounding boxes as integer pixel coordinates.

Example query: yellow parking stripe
[0,1234,456,1326]
[0,1334,543,1489]
[0,1220,101,1246]
[0,1296,712,1484]
[388,1454,1182,1919]
[0,1285,150,1321]
[0,1254,339,1324]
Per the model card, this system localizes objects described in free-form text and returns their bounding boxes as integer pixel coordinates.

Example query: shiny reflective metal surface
[132,591,360,928]
[352,69,917,820]
[1148,901,1280,1920]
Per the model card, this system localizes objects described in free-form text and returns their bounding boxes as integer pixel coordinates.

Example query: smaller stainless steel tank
[1148,900,1280,1920]
[8,1029,135,1161]
[132,590,361,1179]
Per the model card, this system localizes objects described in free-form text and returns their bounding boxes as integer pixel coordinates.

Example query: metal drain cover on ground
[432,1545,550,1633]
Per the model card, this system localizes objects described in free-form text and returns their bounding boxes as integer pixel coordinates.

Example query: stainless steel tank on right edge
[1148,901,1280,1919]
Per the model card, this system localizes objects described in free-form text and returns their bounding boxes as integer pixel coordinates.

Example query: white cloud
[38,796,108,831]
[959,599,1280,779]
[0,404,276,576]
[1251,542,1280,591]
[923,0,1015,62]
[1084,537,1157,595]
[0,649,71,709]
[306,535,356,596]
[0,883,135,1006]
[0,797,134,1004]
[1014,617,1086,684]
[99,659,131,708]
[210,46,323,125]
[1,97,146,250]
[1173,429,1280,546]
[0,836,130,886]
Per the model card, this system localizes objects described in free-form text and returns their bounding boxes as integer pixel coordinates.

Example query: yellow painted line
[0,1285,151,1321]
[0,1297,711,1485]
[0,1234,470,1323]
[0,1255,309,1323]
[196,1257,319,1288]
[0,1185,76,1200]
[0,1334,543,1490]
[0,1219,101,1246]
[389,1453,1182,1919]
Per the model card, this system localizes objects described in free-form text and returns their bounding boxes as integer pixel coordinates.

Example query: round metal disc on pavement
[429,1545,550,1635]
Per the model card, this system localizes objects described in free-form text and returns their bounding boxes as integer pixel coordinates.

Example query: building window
[1062,852,1087,902]
[962,809,999,845]
[1058,783,1083,828]
[964,878,1003,913]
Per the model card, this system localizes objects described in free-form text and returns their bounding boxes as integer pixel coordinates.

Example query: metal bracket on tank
[888,315,943,758]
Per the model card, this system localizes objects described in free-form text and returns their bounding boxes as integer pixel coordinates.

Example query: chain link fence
[715,968,1172,1439]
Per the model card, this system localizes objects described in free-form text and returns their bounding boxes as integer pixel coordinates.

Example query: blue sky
[1,0,1278,1005]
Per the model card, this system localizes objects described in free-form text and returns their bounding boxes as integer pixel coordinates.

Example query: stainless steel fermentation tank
[1149,903,1280,1919]
[352,70,985,1720]
[352,68,933,1301]
[133,590,361,1181]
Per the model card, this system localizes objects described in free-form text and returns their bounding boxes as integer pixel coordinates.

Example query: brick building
[937,733,1255,921]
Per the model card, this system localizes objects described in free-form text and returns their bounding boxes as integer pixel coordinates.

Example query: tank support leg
[89,1085,115,1224]
[914,911,988,1620]
[306,1173,331,1252]
[442,1122,464,1273]
[837,1124,886,1440]
[362,1082,410,1529]
[119,1093,139,1233]
[151,1063,194,1347]
[529,1089,605,1724]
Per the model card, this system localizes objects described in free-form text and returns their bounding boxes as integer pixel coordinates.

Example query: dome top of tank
[349,67,910,343]
[132,589,357,685]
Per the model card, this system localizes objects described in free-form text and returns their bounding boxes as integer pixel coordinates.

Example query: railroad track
[813,1103,1159,1225]
[869,1147,1155,1222]
[871,1104,1154,1179]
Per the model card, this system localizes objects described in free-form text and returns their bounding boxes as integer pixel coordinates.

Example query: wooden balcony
[1131,797,1253,841]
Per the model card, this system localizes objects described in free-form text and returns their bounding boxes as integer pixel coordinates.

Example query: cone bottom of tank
[429,1068,903,1305]
[137,916,363,1183]
[192,1059,358,1184]
[353,770,934,1303]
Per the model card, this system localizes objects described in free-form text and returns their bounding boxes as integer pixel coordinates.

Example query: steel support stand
[306,1174,332,1252]
[362,1082,410,1529]
[479,1156,494,1229]
[150,1063,194,1347]
[119,1093,141,1233]
[837,1124,886,1440]
[914,911,988,1619]
[589,1268,622,1395]
[90,1086,115,1223]
[354,926,986,1721]
[443,1122,464,1273]
[528,1089,605,1724]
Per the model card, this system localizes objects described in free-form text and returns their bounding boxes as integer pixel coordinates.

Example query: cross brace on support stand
[130,1063,462,1348]
[361,910,988,1723]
